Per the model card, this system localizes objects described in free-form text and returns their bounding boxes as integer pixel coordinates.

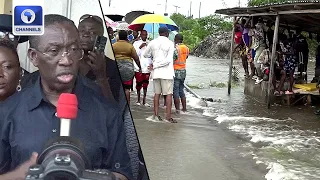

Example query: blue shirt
[0,76,133,179]
[127,34,134,42]
[111,37,117,44]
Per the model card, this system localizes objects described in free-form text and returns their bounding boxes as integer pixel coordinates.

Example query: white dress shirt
[133,39,152,73]
[143,36,175,80]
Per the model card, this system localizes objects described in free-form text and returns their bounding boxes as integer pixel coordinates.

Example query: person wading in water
[173,33,189,113]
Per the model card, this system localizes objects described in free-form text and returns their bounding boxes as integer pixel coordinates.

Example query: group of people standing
[234,16,309,95]
[110,26,189,123]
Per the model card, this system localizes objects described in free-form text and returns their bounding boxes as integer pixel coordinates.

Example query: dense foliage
[170,13,232,50]
[248,0,314,6]
[247,0,287,6]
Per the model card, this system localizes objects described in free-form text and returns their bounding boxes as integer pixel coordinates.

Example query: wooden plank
[270,7,277,12]
[307,95,312,105]
[286,95,291,106]
[269,2,318,9]
[228,12,277,17]
[228,17,236,95]
[293,89,320,95]
[247,10,256,14]
[216,2,320,14]
[306,14,320,20]
[291,14,320,26]
[279,9,320,15]
[224,9,320,17]
[267,14,280,109]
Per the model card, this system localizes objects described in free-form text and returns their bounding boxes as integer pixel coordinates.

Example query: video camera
[25,93,116,180]
[25,136,116,180]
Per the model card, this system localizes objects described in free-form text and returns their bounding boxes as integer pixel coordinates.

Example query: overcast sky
[101,0,247,18]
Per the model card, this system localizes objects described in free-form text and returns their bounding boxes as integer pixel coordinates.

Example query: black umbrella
[105,14,124,22]
[124,11,153,24]
[0,14,28,43]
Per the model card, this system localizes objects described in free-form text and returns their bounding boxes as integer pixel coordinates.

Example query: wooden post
[165,0,168,13]
[228,17,236,95]
[66,0,72,19]
[189,1,192,17]
[267,14,280,109]
[199,2,201,18]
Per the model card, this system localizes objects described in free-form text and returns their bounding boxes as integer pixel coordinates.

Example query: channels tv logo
[13,1,44,36]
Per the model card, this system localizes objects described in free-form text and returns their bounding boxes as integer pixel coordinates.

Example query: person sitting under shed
[295,28,309,82]
[272,44,286,96]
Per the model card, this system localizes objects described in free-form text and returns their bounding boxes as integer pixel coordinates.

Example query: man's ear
[27,48,39,67]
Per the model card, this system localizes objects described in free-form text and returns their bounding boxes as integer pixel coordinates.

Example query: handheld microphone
[56,93,78,136]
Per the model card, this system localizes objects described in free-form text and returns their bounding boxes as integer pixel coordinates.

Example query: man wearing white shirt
[133,30,152,106]
[144,27,176,123]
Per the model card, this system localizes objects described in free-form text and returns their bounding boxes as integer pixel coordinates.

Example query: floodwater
[131,56,320,180]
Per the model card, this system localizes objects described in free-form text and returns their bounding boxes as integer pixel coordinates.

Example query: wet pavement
[131,98,267,180]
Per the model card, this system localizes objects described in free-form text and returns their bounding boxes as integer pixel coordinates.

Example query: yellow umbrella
[128,14,179,31]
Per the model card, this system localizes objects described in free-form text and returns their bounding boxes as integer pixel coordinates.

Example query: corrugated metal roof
[215,1,320,32]
[248,0,320,8]
[216,1,320,15]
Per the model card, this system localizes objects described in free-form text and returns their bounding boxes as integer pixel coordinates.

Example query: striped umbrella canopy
[124,10,153,24]
[128,14,179,31]
[116,21,130,31]
[104,16,119,30]
[105,14,124,22]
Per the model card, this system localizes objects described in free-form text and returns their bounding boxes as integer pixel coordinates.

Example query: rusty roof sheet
[215,1,320,32]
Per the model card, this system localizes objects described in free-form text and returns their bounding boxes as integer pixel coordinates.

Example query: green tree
[170,13,198,31]
[197,15,232,39]
[170,13,232,50]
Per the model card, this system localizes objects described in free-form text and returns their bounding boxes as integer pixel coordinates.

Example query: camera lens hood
[37,136,91,169]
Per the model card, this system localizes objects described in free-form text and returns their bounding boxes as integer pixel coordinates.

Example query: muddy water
[131,56,320,180]
[185,56,320,180]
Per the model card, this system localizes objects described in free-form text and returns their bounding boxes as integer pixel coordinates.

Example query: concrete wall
[0,0,12,14]
[244,79,274,103]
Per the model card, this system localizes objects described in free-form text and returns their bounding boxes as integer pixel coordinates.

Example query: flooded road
[131,56,320,180]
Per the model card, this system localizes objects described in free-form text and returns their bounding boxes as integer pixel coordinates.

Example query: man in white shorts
[144,27,176,123]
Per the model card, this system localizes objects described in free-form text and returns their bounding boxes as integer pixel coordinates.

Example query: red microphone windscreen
[57,93,78,119]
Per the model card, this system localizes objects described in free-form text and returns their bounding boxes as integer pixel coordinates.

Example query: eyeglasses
[31,47,84,61]
[0,31,20,42]
[79,14,103,25]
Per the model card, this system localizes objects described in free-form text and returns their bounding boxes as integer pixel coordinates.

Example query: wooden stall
[215,1,320,108]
